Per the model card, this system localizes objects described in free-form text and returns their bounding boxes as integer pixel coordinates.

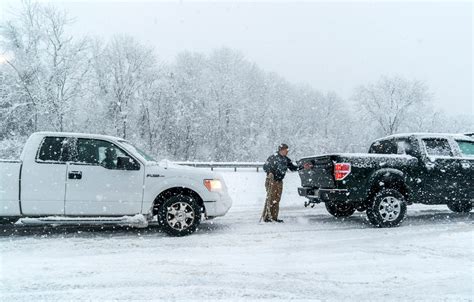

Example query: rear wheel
[447,200,472,213]
[157,195,201,236]
[325,201,356,218]
[0,217,19,224]
[366,189,407,227]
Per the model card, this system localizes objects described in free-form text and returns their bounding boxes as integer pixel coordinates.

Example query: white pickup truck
[0,132,232,236]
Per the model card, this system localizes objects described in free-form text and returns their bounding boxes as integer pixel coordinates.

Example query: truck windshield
[119,141,156,162]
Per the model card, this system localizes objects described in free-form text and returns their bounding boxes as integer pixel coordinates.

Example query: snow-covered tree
[1,2,472,161]
[0,1,90,133]
[91,35,157,139]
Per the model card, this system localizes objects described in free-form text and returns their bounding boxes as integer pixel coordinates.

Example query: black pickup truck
[297,133,473,227]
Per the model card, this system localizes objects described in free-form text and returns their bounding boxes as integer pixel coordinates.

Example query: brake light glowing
[334,163,351,180]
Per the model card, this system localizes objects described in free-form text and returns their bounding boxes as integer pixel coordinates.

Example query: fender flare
[366,168,410,199]
[142,178,208,214]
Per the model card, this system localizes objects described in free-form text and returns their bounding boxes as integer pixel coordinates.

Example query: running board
[16,214,149,228]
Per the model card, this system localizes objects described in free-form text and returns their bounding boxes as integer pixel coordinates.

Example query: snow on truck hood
[146,159,220,179]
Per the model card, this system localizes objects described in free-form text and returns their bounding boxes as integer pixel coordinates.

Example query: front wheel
[366,189,407,228]
[325,201,356,218]
[157,195,202,236]
[447,200,472,213]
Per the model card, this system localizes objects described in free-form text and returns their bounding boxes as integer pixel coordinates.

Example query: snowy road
[1,171,473,301]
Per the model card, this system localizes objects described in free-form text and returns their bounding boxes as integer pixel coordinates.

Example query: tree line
[1,2,472,161]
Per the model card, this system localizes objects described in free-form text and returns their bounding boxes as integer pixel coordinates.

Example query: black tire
[0,217,19,224]
[447,200,472,213]
[325,201,356,218]
[157,195,201,236]
[366,189,407,228]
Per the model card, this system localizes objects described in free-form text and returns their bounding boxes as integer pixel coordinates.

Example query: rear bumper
[298,187,349,202]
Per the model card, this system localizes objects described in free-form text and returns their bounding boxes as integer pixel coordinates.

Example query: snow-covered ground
[0,170,472,301]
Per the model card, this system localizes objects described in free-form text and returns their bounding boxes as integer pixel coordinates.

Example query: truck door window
[396,140,415,155]
[369,140,397,154]
[37,136,70,162]
[396,141,406,154]
[455,141,474,157]
[75,138,132,169]
[422,138,453,157]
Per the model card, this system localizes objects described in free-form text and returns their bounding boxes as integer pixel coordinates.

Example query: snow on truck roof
[32,131,123,142]
[298,153,415,161]
[375,132,474,142]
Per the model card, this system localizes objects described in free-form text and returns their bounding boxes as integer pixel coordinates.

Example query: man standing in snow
[261,143,299,223]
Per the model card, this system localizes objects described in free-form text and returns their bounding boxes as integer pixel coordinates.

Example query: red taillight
[334,163,351,180]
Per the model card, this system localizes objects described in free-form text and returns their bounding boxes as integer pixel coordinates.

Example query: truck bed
[298,153,417,190]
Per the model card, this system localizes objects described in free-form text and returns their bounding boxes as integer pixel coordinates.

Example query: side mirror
[117,156,140,170]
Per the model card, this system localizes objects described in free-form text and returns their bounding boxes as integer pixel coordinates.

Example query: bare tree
[353,76,431,136]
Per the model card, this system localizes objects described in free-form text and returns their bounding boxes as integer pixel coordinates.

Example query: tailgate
[0,160,22,216]
[298,155,335,188]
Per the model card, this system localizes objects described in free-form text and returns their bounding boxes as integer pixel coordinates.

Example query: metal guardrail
[173,162,265,172]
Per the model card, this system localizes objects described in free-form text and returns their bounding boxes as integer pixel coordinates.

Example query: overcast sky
[1,0,473,115]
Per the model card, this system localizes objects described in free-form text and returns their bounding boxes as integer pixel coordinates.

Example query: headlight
[204,179,222,192]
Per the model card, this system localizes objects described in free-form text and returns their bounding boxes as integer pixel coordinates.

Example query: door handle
[68,171,82,180]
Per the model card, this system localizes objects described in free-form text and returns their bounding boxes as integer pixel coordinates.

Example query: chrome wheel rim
[379,196,401,222]
[166,202,195,231]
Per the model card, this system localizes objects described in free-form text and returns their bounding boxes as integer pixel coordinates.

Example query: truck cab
[369,134,474,205]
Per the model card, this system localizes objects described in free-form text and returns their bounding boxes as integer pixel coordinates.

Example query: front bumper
[298,187,349,202]
[203,191,233,218]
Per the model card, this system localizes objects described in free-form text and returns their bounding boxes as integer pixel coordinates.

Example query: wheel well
[367,178,409,203]
[152,187,204,215]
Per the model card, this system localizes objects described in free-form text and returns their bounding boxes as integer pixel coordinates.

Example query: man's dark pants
[262,174,283,221]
